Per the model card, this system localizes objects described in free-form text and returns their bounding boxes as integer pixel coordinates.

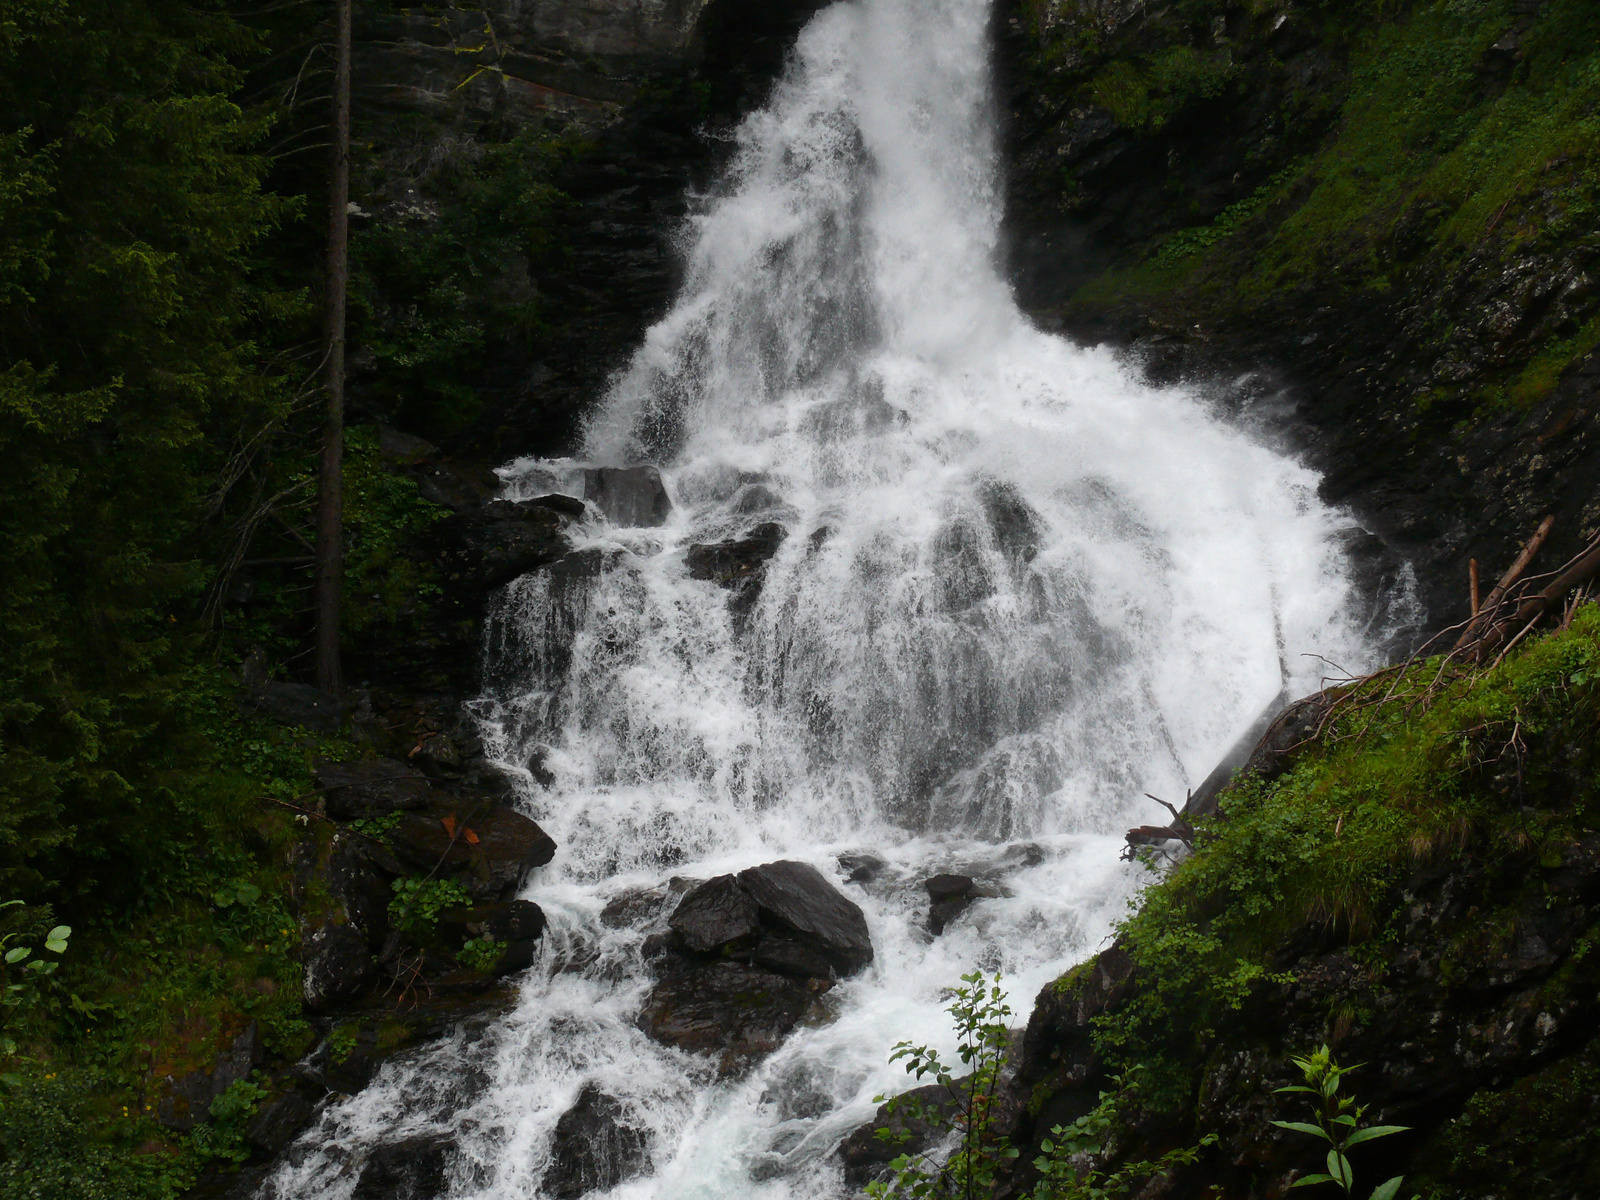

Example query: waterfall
[258,0,1376,1195]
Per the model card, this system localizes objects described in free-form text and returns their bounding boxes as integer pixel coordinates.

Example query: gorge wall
[995,0,1600,633]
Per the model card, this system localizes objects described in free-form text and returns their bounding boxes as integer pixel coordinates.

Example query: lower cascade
[259,0,1386,1196]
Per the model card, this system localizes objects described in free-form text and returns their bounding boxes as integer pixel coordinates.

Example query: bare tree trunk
[314,0,352,695]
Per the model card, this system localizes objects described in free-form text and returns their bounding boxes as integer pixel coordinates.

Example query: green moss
[1052,0,1600,423]
[1416,1029,1600,1193]
[1087,605,1600,1103]
[1509,313,1600,407]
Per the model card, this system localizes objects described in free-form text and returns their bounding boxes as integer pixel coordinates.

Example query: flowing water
[259,0,1397,1195]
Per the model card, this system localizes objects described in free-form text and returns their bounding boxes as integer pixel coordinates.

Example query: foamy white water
[258,0,1380,1195]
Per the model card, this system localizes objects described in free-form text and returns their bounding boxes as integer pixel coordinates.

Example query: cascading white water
[258,0,1384,1196]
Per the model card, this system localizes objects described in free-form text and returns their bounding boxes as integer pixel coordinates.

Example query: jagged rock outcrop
[640,860,872,1072]
[543,1085,650,1198]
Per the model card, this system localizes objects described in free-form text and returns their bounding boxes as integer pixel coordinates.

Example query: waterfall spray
[258,0,1373,1196]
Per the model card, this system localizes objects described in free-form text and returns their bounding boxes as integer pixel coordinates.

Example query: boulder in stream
[737,860,874,976]
[668,873,759,952]
[351,1135,451,1200]
[640,961,830,1075]
[925,873,975,935]
[685,522,788,587]
[583,465,672,527]
[543,1084,650,1198]
[666,859,873,978]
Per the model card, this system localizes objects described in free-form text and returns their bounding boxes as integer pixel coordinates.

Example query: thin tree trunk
[314,0,352,695]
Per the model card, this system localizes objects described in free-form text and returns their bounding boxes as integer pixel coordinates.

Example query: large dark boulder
[543,1085,649,1199]
[640,961,827,1074]
[388,804,557,900]
[244,1085,319,1156]
[686,522,788,587]
[315,757,436,820]
[425,499,572,595]
[665,860,874,978]
[668,874,759,952]
[737,860,873,976]
[584,465,672,527]
[350,1135,451,1200]
[302,922,374,1011]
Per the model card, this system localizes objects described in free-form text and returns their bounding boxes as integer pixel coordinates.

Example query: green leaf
[1273,1120,1331,1140]
[45,925,69,941]
[3,946,29,964]
[213,889,235,907]
[1328,1150,1353,1187]
[1345,1125,1410,1146]
[1291,1174,1337,1188]
[1275,1085,1319,1095]
[1368,1177,1406,1200]
[234,883,261,904]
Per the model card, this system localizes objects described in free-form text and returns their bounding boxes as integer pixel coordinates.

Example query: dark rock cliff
[996,0,1600,636]
[339,0,829,463]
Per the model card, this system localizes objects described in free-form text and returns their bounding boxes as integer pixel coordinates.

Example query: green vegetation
[388,875,470,934]
[0,0,583,1184]
[1040,0,1600,417]
[869,978,1213,1199]
[868,972,1019,1200]
[1271,1047,1412,1198]
[1031,1067,1215,1199]
[1094,605,1600,1094]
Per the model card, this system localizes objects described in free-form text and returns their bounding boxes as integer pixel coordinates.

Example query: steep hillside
[998,0,1600,630]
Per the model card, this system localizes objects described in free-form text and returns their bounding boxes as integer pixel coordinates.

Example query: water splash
[258,0,1378,1195]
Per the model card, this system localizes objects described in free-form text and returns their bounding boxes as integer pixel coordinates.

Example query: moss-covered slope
[1000,0,1600,628]
[1004,605,1600,1198]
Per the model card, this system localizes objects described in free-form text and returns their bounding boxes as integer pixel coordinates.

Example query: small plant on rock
[457,935,504,974]
[1031,1066,1215,1200]
[1272,1045,1414,1199]
[867,971,1018,1200]
[388,876,470,934]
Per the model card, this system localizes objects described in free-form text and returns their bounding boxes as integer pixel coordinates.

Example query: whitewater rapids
[257,0,1392,1195]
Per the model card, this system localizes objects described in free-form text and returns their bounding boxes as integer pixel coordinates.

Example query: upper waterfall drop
[494,0,1369,865]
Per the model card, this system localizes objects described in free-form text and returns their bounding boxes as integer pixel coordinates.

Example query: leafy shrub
[457,935,504,974]
[388,876,470,934]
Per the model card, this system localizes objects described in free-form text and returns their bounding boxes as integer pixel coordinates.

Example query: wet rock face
[668,873,760,953]
[838,1080,960,1186]
[640,961,830,1074]
[686,522,788,587]
[737,860,874,976]
[643,861,868,1071]
[925,873,975,935]
[666,860,874,977]
[425,500,574,596]
[350,1135,452,1200]
[543,1084,650,1199]
[315,758,436,820]
[302,922,375,1012]
[583,465,673,527]
[387,803,557,901]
